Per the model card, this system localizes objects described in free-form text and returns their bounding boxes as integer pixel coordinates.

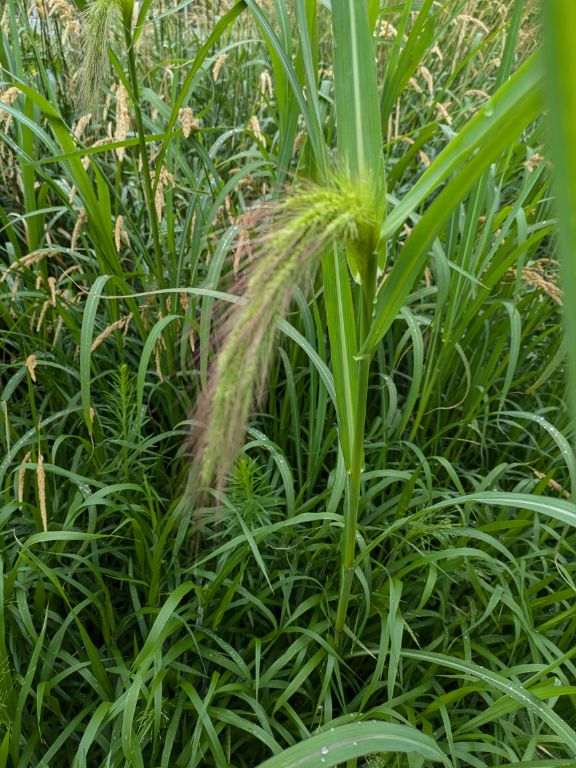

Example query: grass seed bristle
[37,453,47,532]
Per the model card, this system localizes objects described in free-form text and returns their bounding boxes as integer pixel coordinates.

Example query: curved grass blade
[378,51,544,244]
[403,650,576,756]
[255,721,449,768]
[428,491,576,529]
[80,274,112,435]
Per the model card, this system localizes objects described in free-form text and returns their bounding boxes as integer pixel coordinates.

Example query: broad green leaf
[331,0,383,187]
[331,0,386,278]
[321,246,359,467]
[543,2,576,457]
[255,721,448,768]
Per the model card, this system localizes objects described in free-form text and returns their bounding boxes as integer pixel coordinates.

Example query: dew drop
[320,747,329,755]
[483,100,494,117]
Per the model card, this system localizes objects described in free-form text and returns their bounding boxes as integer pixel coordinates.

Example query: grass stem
[122,21,164,290]
[335,253,377,642]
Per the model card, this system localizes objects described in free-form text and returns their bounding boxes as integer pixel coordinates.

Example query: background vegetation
[1,0,575,766]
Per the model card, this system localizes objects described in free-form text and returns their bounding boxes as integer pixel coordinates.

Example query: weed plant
[1,0,575,766]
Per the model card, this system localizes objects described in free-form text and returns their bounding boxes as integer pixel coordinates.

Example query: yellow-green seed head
[190,175,380,496]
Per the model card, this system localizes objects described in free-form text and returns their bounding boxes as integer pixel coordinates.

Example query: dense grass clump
[1,0,576,766]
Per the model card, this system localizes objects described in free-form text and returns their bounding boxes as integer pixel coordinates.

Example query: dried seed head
[178,107,200,138]
[250,115,265,146]
[457,14,489,34]
[378,20,400,39]
[0,87,19,130]
[154,344,163,381]
[91,316,131,351]
[114,84,130,160]
[523,153,544,173]
[18,451,31,506]
[26,354,38,382]
[435,102,452,125]
[151,166,174,221]
[521,267,562,305]
[36,300,51,333]
[74,113,93,140]
[30,0,48,20]
[532,469,570,498]
[180,292,190,314]
[114,214,130,252]
[1,249,52,283]
[47,276,57,306]
[431,43,443,61]
[212,53,227,82]
[408,77,424,95]
[37,453,47,532]
[48,0,75,21]
[505,261,562,305]
[53,316,64,347]
[259,70,273,99]
[48,0,80,42]
[122,313,132,336]
[419,150,430,168]
[71,207,87,251]
[419,65,434,97]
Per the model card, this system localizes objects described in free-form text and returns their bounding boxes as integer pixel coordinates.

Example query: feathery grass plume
[191,175,378,494]
[77,0,123,108]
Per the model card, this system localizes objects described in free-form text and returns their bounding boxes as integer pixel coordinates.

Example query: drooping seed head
[77,0,127,108]
[189,175,380,496]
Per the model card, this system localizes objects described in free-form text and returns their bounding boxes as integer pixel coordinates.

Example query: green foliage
[0,0,574,766]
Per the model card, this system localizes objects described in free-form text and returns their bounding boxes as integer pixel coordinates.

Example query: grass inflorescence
[192,175,379,492]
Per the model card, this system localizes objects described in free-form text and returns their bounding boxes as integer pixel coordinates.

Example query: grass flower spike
[192,175,379,493]
[78,0,130,106]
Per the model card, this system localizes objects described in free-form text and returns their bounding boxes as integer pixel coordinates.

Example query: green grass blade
[403,650,576,755]
[429,491,576,529]
[80,275,112,435]
[331,0,384,189]
[321,246,358,467]
[135,314,180,436]
[543,1,576,451]
[255,721,448,767]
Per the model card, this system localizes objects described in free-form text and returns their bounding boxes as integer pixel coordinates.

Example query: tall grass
[0,0,574,765]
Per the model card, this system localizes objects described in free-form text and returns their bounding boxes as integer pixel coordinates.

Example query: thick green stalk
[330,0,384,642]
[543,3,576,464]
[334,254,377,640]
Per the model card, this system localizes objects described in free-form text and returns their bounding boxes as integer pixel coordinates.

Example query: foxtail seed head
[77,0,130,108]
[190,177,379,495]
